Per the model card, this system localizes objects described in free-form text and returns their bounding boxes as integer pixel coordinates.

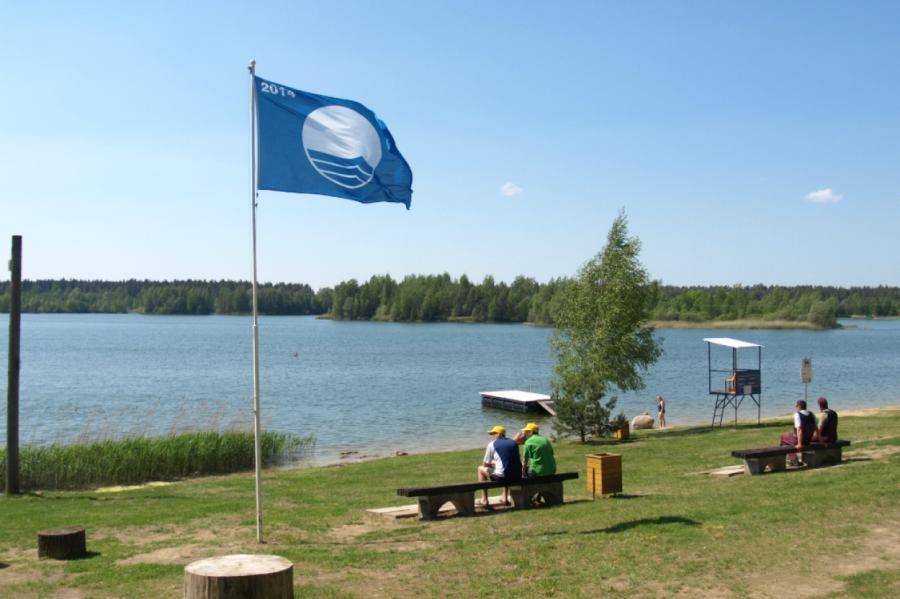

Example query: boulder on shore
[631,412,655,430]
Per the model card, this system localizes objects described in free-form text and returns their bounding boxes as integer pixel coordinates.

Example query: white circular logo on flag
[301,105,382,189]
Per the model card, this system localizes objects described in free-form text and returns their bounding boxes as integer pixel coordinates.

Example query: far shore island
[649,318,825,330]
[319,313,840,330]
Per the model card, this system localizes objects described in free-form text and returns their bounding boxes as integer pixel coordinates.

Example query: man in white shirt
[476,425,521,508]
[779,399,816,466]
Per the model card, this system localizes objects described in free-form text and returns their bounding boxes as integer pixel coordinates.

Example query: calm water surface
[1,314,898,464]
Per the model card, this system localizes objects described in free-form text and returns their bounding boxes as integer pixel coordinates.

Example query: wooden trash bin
[613,423,630,441]
[586,453,622,497]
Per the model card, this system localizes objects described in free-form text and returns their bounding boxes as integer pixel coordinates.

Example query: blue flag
[254,76,412,209]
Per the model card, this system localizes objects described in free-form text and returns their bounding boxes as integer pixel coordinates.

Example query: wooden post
[6,235,22,495]
[37,526,86,559]
[184,554,293,599]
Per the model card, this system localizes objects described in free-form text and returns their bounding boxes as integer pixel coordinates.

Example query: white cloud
[805,188,843,204]
[500,181,524,197]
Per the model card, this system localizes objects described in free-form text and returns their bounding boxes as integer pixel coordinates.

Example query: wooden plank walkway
[536,399,556,416]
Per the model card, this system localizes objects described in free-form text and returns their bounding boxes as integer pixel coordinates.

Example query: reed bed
[0,430,313,491]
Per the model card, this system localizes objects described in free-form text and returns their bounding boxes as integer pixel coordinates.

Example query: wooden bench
[397,472,579,520]
[731,440,850,475]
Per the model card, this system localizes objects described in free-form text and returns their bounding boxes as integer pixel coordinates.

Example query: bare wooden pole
[6,235,22,495]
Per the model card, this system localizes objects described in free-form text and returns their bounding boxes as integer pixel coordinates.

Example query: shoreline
[321,316,832,330]
[293,403,900,469]
[317,316,831,330]
[7,312,855,330]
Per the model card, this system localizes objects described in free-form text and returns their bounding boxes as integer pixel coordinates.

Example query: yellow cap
[521,422,540,433]
[488,425,506,435]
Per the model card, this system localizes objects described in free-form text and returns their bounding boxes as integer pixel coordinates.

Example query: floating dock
[479,390,556,416]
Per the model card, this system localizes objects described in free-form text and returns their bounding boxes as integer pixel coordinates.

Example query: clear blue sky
[3,1,898,288]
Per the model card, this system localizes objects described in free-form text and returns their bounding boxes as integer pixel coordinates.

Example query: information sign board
[801,357,813,384]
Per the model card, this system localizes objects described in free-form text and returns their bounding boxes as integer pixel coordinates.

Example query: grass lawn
[1,408,898,598]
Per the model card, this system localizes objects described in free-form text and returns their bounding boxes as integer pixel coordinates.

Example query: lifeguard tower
[704,337,763,427]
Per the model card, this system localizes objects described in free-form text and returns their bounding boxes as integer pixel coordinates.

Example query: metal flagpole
[248,59,264,543]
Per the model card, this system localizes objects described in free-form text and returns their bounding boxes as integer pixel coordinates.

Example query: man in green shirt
[521,422,556,478]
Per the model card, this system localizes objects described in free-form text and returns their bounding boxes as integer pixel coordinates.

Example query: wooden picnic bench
[731,440,850,475]
[397,472,579,520]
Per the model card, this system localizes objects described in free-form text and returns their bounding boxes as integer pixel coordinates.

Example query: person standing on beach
[477,426,521,508]
[780,400,816,466]
[521,422,556,477]
[657,395,667,428]
[812,397,839,443]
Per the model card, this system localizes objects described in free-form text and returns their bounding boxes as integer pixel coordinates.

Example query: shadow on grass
[579,438,633,448]
[578,494,645,501]
[75,551,102,560]
[579,515,701,535]
[0,492,108,501]
[447,496,645,521]
[34,494,181,502]
[37,551,102,562]
[751,462,854,475]
[430,499,592,520]
[0,563,8,570]
[557,498,595,505]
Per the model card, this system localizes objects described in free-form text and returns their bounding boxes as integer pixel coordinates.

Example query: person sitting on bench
[477,425,521,508]
[780,399,816,466]
[812,396,839,444]
[521,422,556,478]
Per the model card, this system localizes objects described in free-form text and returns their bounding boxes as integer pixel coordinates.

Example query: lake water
[1,314,898,464]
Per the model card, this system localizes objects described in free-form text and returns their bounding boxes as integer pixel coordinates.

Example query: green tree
[807,298,838,328]
[551,211,662,442]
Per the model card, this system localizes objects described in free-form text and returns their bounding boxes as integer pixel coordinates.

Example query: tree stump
[37,526,86,560]
[184,554,293,599]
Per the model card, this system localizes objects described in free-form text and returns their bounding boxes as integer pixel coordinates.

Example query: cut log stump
[37,526,86,560]
[184,554,293,599]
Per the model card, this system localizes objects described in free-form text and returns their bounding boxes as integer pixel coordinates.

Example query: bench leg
[509,482,564,508]
[801,450,820,467]
[508,487,527,509]
[767,455,786,473]
[743,458,763,475]
[801,447,842,468]
[416,497,440,520]
[452,493,475,517]
[416,493,475,520]
[743,456,785,475]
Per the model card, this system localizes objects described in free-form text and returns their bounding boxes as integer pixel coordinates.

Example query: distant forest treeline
[2,277,900,328]
[0,279,329,316]
[329,276,900,328]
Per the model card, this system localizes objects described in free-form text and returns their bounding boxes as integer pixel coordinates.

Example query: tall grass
[0,430,313,491]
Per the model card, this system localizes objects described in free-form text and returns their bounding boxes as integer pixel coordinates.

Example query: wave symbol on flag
[301,105,382,189]
[306,150,375,187]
